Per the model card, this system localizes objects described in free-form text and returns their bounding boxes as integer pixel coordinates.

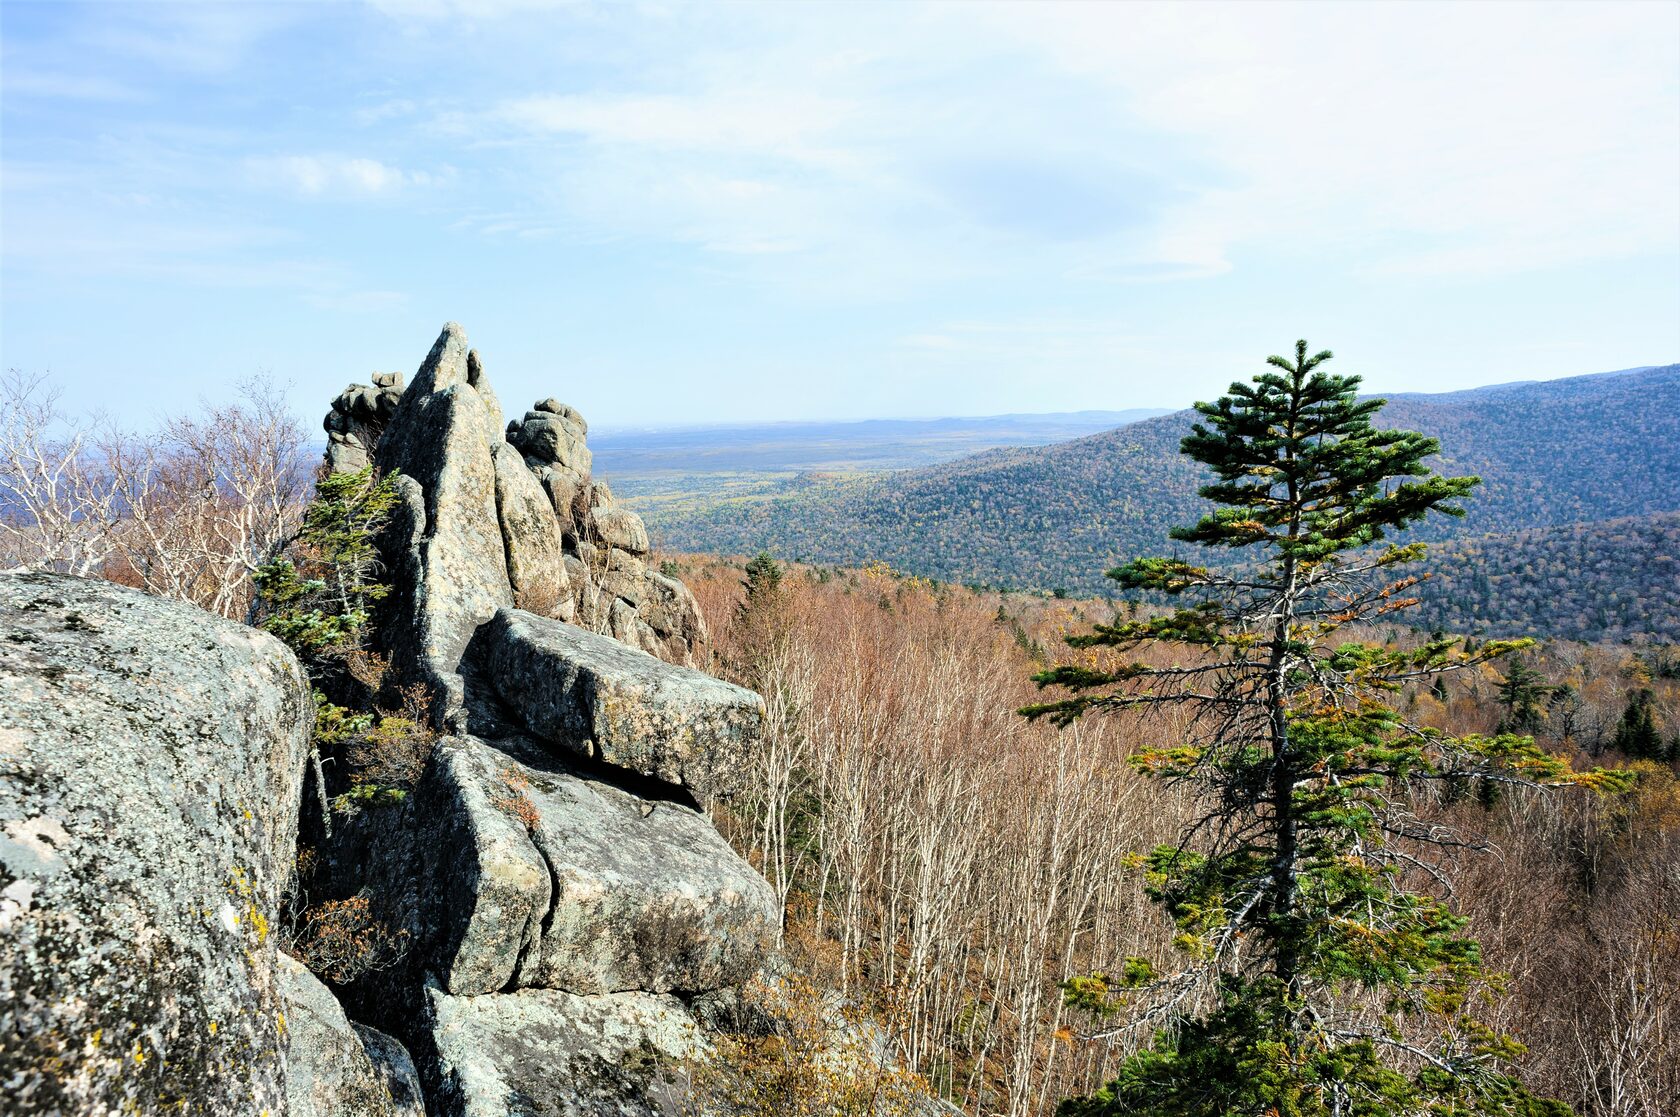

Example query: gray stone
[492,442,571,616]
[476,609,763,799]
[323,375,405,475]
[637,574,708,659]
[511,411,592,475]
[0,572,312,1117]
[427,739,553,996]
[466,349,505,441]
[327,434,373,474]
[356,1024,429,1117]
[427,737,775,998]
[427,982,700,1117]
[590,507,649,556]
[540,466,589,537]
[532,399,587,433]
[280,952,425,1117]
[600,566,647,609]
[607,549,646,578]
[376,323,515,726]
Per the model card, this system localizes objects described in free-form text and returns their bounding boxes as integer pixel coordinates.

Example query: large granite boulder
[492,441,572,618]
[426,737,775,998]
[375,323,515,726]
[426,982,700,1117]
[298,324,779,1116]
[475,609,763,800]
[280,952,425,1117]
[509,401,592,478]
[0,572,312,1116]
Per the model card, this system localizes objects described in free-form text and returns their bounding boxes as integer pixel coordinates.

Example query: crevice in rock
[511,827,565,991]
[489,731,702,813]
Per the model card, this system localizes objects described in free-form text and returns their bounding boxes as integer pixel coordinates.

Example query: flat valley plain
[591,408,1169,516]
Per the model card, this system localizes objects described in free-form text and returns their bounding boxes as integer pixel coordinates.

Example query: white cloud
[1,71,141,101]
[493,92,855,155]
[87,3,304,75]
[247,155,441,198]
[445,0,1676,288]
[973,0,1680,276]
[354,98,418,126]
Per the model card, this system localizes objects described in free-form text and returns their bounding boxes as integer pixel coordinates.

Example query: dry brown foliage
[513,574,569,618]
[681,553,1680,1117]
[491,768,542,832]
[290,892,409,986]
[685,973,933,1116]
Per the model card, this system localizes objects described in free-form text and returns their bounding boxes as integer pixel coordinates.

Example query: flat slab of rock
[0,572,312,1116]
[431,737,776,998]
[427,982,699,1117]
[475,609,763,799]
[280,953,425,1117]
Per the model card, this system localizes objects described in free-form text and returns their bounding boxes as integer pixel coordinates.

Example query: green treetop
[1495,660,1556,734]
[1024,341,1626,1117]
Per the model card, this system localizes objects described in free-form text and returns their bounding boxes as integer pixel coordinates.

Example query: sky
[2,0,1677,431]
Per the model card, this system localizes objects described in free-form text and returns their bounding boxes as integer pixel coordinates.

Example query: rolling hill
[647,363,1680,640]
[1408,511,1680,644]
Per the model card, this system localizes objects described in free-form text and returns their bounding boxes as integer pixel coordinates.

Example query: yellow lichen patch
[247,904,270,945]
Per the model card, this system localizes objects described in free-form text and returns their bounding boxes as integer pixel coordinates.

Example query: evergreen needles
[1025,341,1630,1116]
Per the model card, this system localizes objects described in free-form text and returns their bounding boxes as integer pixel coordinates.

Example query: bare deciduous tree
[0,370,309,618]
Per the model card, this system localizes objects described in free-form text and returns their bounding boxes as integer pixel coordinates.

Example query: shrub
[290,892,409,986]
[686,974,932,1117]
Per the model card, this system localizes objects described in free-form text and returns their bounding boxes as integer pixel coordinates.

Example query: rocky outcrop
[0,572,313,1116]
[477,609,763,801]
[374,324,517,727]
[325,371,405,474]
[2,324,781,1117]
[325,323,707,682]
[279,953,425,1117]
[298,325,776,1116]
[493,441,572,618]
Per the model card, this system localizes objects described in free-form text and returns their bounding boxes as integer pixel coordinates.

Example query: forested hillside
[648,364,1680,634]
[1412,511,1680,644]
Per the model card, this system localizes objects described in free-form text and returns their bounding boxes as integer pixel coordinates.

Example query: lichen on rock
[0,571,313,1116]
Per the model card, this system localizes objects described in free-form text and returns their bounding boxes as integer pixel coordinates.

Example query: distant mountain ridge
[648,363,1680,638]
[591,408,1171,476]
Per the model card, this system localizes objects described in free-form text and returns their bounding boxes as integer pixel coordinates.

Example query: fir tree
[1612,688,1662,760]
[741,550,784,606]
[1496,660,1555,734]
[732,551,789,688]
[252,467,399,658]
[1024,341,1625,1117]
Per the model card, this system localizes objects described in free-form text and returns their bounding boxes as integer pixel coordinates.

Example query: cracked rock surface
[428,736,776,998]
[280,953,425,1117]
[426,982,701,1117]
